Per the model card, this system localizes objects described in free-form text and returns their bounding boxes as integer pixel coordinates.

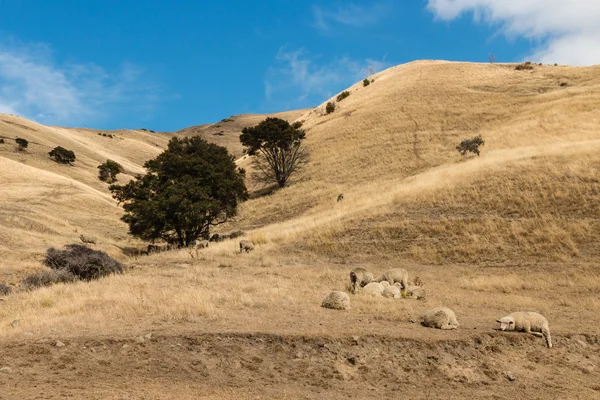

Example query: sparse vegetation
[21,269,79,290]
[98,159,124,183]
[140,128,156,133]
[240,117,310,188]
[363,78,371,87]
[336,91,350,102]
[0,282,12,295]
[456,135,485,156]
[515,62,534,71]
[15,137,28,151]
[43,244,123,281]
[0,138,5,144]
[325,101,336,114]
[49,146,76,164]
[109,136,248,247]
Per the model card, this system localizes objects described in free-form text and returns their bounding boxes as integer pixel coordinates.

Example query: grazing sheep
[405,285,426,300]
[349,268,373,294]
[374,268,409,290]
[194,239,209,249]
[496,312,552,348]
[382,284,401,299]
[361,282,385,296]
[321,291,351,310]
[422,307,459,330]
[239,240,255,253]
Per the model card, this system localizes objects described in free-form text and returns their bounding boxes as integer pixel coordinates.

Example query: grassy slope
[232,61,600,265]
[1,61,600,398]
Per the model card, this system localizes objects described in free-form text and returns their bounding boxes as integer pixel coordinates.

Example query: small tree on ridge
[240,117,310,188]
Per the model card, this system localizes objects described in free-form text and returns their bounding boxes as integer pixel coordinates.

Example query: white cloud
[427,0,600,65]
[0,41,160,125]
[312,2,391,32]
[265,47,389,107]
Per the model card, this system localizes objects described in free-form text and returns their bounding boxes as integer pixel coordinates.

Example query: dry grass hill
[1,61,600,399]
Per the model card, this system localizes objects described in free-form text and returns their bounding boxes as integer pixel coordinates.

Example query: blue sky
[0,0,598,131]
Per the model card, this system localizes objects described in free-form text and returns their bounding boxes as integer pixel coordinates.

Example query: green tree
[49,146,76,164]
[456,135,485,156]
[240,117,310,188]
[98,159,124,183]
[15,138,28,151]
[109,136,247,247]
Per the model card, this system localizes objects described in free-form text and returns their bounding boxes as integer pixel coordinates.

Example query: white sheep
[194,239,209,249]
[349,268,373,294]
[496,311,552,348]
[321,291,351,310]
[360,282,385,296]
[239,240,255,253]
[374,268,409,290]
[404,285,426,300]
[422,307,459,330]
[382,284,401,299]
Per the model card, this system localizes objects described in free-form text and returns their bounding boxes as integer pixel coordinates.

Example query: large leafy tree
[240,117,309,188]
[110,136,248,247]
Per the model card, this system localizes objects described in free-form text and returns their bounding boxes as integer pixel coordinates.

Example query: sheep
[360,282,385,296]
[321,291,351,310]
[422,307,459,330]
[79,234,97,245]
[496,311,552,348]
[349,268,373,294]
[405,285,426,300]
[382,284,401,299]
[194,239,209,249]
[239,240,255,253]
[374,268,409,290]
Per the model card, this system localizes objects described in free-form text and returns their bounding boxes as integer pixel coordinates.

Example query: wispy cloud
[312,2,392,32]
[264,47,390,108]
[427,0,600,65]
[0,40,161,126]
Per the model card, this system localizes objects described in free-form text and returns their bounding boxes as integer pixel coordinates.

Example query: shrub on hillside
[15,138,28,151]
[21,269,79,290]
[0,282,12,295]
[0,138,5,144]
[326,101,336,114]
[336,91,350,102]
[49,146,76,164]
[515,62,534,71]
[456,135,485,156]
[98,159,124,183]
[363,78,371,87]
[43,244,123,281]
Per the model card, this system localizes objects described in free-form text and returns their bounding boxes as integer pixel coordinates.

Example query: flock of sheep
[321,267,553,348]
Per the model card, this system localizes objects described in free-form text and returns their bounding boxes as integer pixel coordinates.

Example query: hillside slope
[229,61,600,264]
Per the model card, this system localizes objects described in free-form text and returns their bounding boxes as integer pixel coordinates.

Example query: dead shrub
[0,282,12,295]
[43,244,124,281]
[21,270,79,290]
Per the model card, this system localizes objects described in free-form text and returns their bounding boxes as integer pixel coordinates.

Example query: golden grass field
[1,61,600,399]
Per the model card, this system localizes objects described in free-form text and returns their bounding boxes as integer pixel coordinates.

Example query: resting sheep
[405,285,426,300]
[349,268,373,294]
[496,311,552,348]
[239,240,255,253]
[374,268,409,290]
[321,291,351,310]
[360,282,385,296]
[382,284,401,299]
[422,307,459,330]
[194,239,209,249]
